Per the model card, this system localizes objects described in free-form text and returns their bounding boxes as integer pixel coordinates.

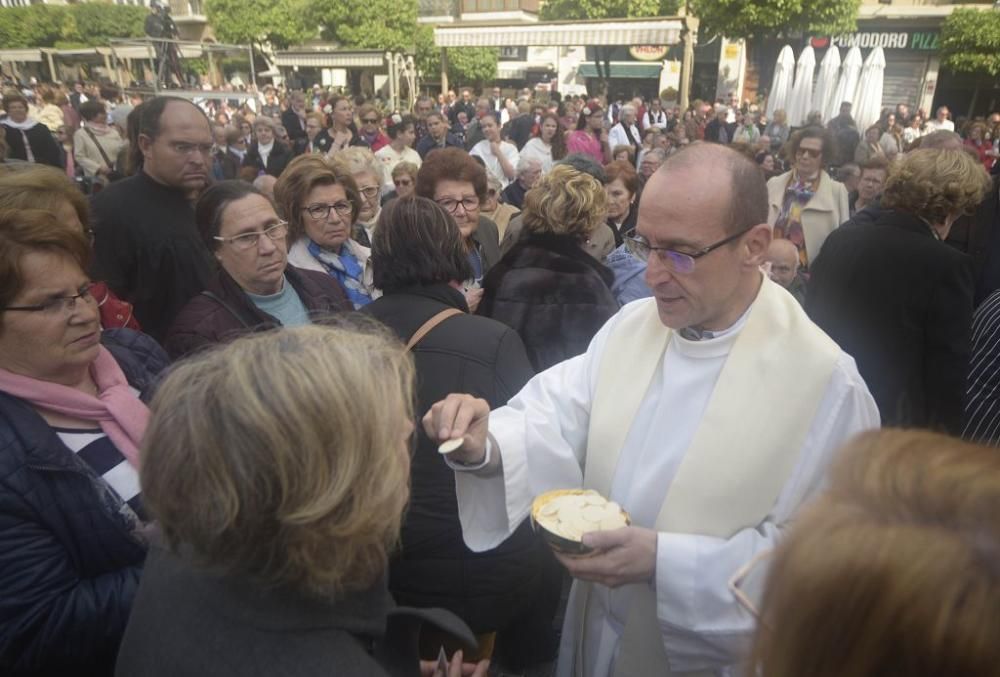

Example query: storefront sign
[629,45,669,61]
[812,31,939,51]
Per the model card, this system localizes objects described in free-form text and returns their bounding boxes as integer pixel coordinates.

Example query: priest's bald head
[636,142,771,331]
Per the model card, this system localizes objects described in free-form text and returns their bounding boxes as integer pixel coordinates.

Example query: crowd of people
[0,76,1000,677]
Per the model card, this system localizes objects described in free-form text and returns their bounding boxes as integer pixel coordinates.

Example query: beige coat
[766,170,850,266]
[74,124,126,177]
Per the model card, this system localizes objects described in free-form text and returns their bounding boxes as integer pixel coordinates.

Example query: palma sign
[629,45,669,61]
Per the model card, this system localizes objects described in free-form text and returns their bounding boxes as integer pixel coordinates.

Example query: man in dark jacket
[91,96,216,341]
[415,112,463,159]
[280,91,308,147]
[807,149,989,433]
[0,329,165,676]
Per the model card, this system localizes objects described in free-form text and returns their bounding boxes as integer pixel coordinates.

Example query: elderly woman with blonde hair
[480,164,619,371]
[808,148,991,432]
[746,429,1000,677]
[277,153,375,308]
[115,325,488,677]
[332,146,385,247]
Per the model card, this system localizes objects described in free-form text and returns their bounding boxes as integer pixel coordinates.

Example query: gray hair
[516,156,543,177]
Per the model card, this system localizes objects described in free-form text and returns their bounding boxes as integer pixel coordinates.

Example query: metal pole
[440,47,449,95]
[248,42,257,91]
[44,49,56,83]
[679,17,695,110]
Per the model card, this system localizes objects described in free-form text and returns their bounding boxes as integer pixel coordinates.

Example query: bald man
[766,238,807,305]
[424,143,878,677]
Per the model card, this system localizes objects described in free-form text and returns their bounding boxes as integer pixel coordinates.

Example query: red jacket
[90,281,141,331]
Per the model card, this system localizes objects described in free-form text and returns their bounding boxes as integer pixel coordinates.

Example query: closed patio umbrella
[765,45,796,121]
[785,45,816,127]
[853,47,886,132]
[813,47,841,125]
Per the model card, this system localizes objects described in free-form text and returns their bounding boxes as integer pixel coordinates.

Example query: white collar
[2,117,38,131]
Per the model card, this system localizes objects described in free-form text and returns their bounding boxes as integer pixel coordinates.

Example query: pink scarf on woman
[0,346,149,467]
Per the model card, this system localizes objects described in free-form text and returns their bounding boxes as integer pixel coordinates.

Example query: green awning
[578,62,662,79]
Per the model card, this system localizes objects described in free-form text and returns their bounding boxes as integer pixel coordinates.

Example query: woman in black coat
[364,197,557,669]
[481,164,619,372]
[1,91,61,167]
[242,116,293,178]
[807,149,991,433]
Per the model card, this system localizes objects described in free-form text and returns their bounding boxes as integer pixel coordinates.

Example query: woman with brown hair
[116,325,488,677]
[1,90,61,167]
[520,112,567,175]
[603,160,640,247]
[0,208,165,674]
[0,165,140,329]
[415,147,501,311]
[364,197,554,671]
[357,103,390,152]
[277,154,375,308]
[747,429,1000,677]
[480,164,618,371]
[808,148,991,432]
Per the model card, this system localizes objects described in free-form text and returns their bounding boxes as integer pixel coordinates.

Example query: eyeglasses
[358,186,381,200]
[436,196,480,214]
[169,142,213,156]
[795,147,822,159]
[304,202,354,220]
[625,227,753,274]
[214,221,289,251]
[361,118,379,124]
[394,178,413,187]
[3,283,95,316]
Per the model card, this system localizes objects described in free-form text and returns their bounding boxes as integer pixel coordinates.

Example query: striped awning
[578,62,663,79]
[434,18,683,48]
[273,50,385,69]
[0,49,43,63]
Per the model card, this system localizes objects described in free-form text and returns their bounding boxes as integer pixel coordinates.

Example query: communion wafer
[532,492,629,543]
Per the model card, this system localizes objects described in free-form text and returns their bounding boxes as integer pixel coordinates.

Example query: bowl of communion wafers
[530,489,631,554]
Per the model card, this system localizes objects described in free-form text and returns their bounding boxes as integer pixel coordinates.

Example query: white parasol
[852,47,886,132]
[765,45,796,121]
[813,46,841,125]
[829,46,862,123]
[785,45,816,127]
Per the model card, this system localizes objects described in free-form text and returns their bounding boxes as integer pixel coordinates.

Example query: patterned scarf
[773,173,820,272]
[306,240,372,309]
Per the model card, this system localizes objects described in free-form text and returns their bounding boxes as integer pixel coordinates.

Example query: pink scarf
[0,346,149,467]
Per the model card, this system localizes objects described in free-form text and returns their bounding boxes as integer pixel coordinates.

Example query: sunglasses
[361,118,379,124]
[795,147,822,159]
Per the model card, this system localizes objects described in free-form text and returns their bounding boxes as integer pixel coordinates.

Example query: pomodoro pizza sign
[810,31,939,51]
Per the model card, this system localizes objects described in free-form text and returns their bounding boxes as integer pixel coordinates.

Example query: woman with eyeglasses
[0,165,140,330]
[381,161,418,205]
[415,148,501,313]
[0,208,168,674]
[357,103,390,152]
[375,114,422,192]
[766,126,849,274]
[480,164,618,371]
[333,146,385,248]
[164,181,349,359]
[279,154,376,308]
[479,174,519,240]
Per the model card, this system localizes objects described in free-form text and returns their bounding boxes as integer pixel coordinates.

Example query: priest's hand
[554,526,658,588]
[422,394,490,465]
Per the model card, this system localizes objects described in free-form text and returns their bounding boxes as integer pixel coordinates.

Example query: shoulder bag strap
[405,308,463,352]
[200,290,255,329]
[83,126,114,168]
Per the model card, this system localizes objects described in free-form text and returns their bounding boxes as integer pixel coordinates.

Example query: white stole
[577,276,841,676]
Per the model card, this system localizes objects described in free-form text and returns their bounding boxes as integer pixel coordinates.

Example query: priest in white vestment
[423,144,880,677]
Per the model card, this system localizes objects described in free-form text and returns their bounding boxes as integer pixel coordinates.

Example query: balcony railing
[418,0,458,17]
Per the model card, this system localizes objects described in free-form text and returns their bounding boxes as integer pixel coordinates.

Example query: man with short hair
[424,143,878,677]
[210,123,239,180]
[837,162,861,195]
[638,148,666,183]
[464,97,500,151]
[925,105,955,133]
[91,96,215,341]
[849,158,889,217]
[500,156,541,209]
[470,115,519,188]
[504,100,535,150]
[412,95,435,143]
[415,111,463,159]
[766,238,807,305]
[828,101,860,167]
